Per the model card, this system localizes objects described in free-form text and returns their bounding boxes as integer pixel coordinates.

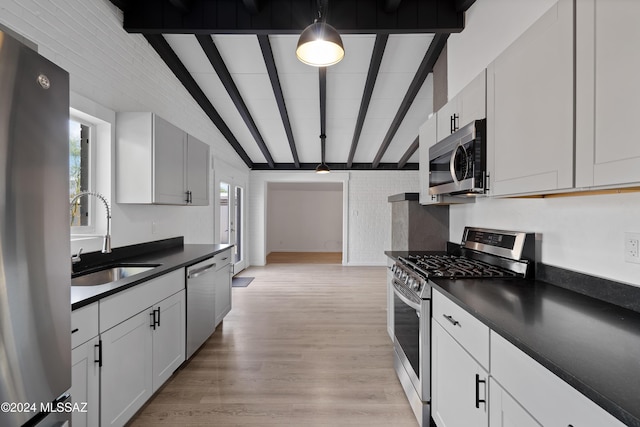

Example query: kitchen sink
[72,264,159,287]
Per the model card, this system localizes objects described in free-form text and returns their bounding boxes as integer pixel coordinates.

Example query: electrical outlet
[625,232,640,264]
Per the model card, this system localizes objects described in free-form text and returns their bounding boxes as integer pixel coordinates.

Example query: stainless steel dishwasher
[186,257,217,359]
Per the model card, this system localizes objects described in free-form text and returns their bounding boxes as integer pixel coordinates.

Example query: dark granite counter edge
[71,243,233,310]
[429,282,639,427]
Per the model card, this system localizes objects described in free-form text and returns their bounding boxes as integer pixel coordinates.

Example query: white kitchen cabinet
[71,337,100,427]
[575,0,640,188]
[490,331,626,427]
[486,0,574,196]
[100,309,153,427]
[436,70,486,142]
[432,320,488,427]
[71,303,100,427]
[418,114,439,205]
[152,290,186,392]
[214,249,233,327]
[116,112,209,205]
[489,378,541,427]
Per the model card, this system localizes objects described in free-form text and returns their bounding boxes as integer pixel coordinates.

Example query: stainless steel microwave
[429,119,487,196]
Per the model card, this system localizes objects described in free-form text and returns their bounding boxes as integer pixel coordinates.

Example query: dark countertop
[71,243,233,310]
[430,276,640,427]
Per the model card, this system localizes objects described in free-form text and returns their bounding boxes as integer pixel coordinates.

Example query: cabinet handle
[185,190,192,204]
[150,310,156,330]
[443,314,461,327]
[94,340,102,367]
[71,328,79,334]
[475,374,486,409]
[155,307,161,328]
[450,113,459,134]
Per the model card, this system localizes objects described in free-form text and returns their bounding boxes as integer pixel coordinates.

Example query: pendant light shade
[296,21,345,67]
[315,162,331,174]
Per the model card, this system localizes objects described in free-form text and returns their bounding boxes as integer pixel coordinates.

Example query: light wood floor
[266,252,342,264]
[129,264,417,426]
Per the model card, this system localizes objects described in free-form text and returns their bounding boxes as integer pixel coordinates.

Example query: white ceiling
[163,33,435,167]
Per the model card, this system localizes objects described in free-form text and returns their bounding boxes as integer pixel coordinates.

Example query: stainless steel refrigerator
[0,30,72,426]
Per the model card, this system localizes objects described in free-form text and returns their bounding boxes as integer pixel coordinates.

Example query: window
[69,117,95,232]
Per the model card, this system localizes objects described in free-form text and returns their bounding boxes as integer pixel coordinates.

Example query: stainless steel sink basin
[72,264,159,287]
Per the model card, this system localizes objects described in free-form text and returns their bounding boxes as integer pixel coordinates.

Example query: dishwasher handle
[187,263,216,279]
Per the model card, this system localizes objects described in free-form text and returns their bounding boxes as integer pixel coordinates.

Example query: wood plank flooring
[128,264,417,426]
[266,252,342,264]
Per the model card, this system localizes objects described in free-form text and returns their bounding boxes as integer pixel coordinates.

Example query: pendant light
[315,134,330,174]
[296,1,344,67]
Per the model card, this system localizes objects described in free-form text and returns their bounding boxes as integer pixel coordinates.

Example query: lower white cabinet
[71,336,100,427]
[214,250,232,327]
[489,378,541,427]
[100,309,153,427]
[432,320,488,427]
[152,290,186,392]
[101,290,185,427]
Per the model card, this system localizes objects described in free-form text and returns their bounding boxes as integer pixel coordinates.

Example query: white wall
[0,0,249,251]
[447,0,640,287]
[250,170,419,266]
[266,184,343,253]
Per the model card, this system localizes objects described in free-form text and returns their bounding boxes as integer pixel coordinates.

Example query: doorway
[220,181,246,274]
[266,182,343,264]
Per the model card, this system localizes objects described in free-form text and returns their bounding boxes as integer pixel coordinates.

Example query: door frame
[214,160,248,275]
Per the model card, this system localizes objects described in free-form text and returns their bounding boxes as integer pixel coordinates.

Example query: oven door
[392,280,430,401]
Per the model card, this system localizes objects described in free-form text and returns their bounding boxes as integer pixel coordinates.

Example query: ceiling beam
[251,162,419,171]
[371,33,448,168]
[196,34,275,168]
[397,136,419,169]
[455,0,477,12]
[118,0,464,34]
[257,35,300,168]
[384,0,403,12]
[242,0,260,14]
[144,34,253,168]
[347,34,388,168]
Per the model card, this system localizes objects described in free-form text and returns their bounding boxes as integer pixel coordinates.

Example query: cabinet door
[419,115,439,205]
[432,321,488,427]
[576,0,640,187]
[437,97,460,142]
[459,70,486,127]
[489,378,541,427]
[186,135,210,206]
[487,0,574,196]
[214,263,232,327]
[71,337,100,427]
[153,115,187,204]
[152,290,186,392]
[100,310,153,427]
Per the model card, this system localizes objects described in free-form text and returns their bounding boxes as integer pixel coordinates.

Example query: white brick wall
[348,170,419,265]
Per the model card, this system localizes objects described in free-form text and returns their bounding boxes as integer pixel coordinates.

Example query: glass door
[219,182,246,274]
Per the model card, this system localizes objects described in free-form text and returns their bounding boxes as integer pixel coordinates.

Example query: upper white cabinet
[419,114,438,205]
[575,0,640,188]
[437,70,486,143]
[486,0,574,196]
[117,112,209,205]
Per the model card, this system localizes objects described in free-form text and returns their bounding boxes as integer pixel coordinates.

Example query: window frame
[70,114,97,236]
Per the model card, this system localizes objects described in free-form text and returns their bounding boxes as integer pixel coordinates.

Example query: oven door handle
[392,281,422,311]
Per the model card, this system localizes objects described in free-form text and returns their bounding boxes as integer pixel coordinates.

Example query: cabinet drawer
[432,289,490,369]
[71,302,99,349]
[491,331,626,427]
[212,248,232,269]
[100,269,184,332]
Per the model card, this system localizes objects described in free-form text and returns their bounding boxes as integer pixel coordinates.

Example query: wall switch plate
[625,232,640,264]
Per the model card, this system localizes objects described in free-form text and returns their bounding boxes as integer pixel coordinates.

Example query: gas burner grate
[409,255,517,279]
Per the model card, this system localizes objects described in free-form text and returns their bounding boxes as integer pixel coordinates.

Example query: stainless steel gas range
[390,227,538,426]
